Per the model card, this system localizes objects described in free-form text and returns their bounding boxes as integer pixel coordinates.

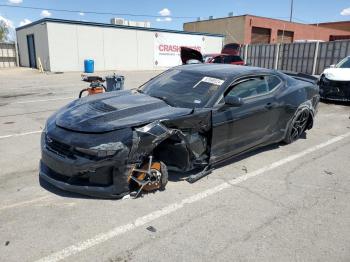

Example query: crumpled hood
[55,90,192,133]
[323,68,350,81]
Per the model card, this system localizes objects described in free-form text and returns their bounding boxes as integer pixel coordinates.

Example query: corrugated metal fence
[0,42,18,68]
[242,40,350,75]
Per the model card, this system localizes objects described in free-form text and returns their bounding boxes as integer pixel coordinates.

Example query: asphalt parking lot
[0,68,350,262]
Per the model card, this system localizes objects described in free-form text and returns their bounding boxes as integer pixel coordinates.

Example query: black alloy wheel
[284,108,310,144]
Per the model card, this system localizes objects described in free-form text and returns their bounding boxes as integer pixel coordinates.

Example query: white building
[16,18,224,72]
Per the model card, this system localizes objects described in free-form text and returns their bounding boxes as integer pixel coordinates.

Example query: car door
[210,74,283,162]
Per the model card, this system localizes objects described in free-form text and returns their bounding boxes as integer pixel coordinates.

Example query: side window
[266,75,282,91]
[226,76,269,99]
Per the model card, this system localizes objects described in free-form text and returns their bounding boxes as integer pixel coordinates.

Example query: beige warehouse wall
[136,30,155,70]
[203,36,224,53]
[47,23,143,71]
[16,23,50,70]
[76,25,105,71]
[46,23,79,71]
[184,16,246,44]
[103,27,138,70]
[26,22,223,72]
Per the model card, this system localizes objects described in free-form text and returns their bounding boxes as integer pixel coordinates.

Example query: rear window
[223,43,240,49]
[266,75,282,91]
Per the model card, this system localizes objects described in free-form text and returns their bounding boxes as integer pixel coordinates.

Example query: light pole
[290,0,294,22]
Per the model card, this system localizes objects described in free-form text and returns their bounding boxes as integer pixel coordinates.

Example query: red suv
[180,46,244,66]
[221,43,241,55]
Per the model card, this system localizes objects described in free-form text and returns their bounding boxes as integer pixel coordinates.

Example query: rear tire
[284,108,310,144]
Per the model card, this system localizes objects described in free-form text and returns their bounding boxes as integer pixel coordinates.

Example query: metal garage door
[26,34,37,68]
[277,30,294,43]
[251,27,271,44]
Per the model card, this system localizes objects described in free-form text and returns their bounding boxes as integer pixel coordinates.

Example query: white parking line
[14,97,74,104]
[0,196,50,211]
[0,130,42,139]
[35,131,350,262]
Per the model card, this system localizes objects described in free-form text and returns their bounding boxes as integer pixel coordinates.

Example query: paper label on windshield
[201,76,224,86]
[193,76,224,88]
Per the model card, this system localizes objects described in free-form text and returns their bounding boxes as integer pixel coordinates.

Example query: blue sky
[1,0,350,33]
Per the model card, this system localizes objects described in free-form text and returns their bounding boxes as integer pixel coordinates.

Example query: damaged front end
[40,109,212,198]
[39,125,133,198]
[127,111,212,196]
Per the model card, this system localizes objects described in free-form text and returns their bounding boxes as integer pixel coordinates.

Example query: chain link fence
[241,40,350,75]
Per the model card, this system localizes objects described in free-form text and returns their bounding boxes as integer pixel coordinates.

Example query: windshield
[336,57,350,68]
[140,69,226,108]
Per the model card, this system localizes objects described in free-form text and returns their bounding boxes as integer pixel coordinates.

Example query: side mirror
[329,64,335,68]
[224,96,244,107]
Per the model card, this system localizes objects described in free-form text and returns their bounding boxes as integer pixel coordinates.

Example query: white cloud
[156,17,172,22]
[79,12,85,16]
[19,18,31,26]
[7,0,23,4]
[340,7,350,16]
[159,8,171,16]
[40,10,52,18]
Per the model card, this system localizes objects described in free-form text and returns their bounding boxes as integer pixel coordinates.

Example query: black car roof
[177,64,274,79]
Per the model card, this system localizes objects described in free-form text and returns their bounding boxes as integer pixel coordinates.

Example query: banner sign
[154,32,205,67]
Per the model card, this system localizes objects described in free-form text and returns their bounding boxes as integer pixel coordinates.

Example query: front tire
[284,108,310,144]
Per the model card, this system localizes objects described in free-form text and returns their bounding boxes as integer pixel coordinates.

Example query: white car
[319,56,350,101]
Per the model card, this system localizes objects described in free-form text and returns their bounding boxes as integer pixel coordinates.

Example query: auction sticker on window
[202,76,225,85]
[193,76,225,88]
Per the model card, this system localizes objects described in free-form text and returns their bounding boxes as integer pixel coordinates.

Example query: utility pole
[289,0,294,22]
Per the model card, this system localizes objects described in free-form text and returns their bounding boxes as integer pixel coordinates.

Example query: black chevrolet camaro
[40,64,320,198]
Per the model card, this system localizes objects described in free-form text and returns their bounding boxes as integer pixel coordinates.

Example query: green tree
[0,20,9,42]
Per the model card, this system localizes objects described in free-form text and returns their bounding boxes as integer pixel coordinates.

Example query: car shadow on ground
[168,135,308,182]
[39,177,108,200]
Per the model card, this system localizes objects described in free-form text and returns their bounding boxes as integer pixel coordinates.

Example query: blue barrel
[84,59,94,73]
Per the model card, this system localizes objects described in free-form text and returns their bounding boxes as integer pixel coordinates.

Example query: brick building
[316,21,350,41]
[316,21,350,32]
[184,15,350,44]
